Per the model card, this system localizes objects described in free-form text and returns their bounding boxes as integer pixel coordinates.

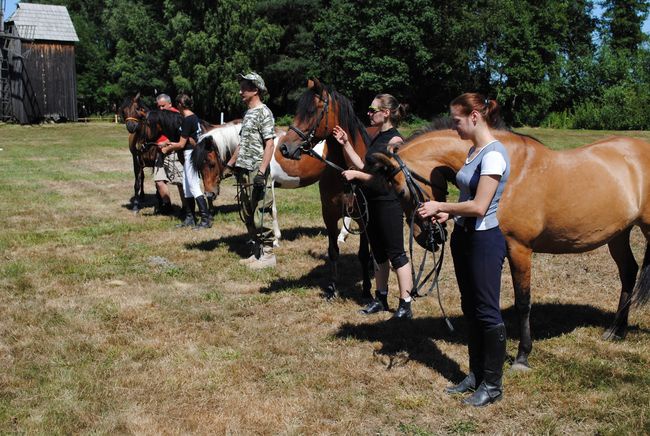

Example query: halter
[388,152,453,332]
[288,94,330,151]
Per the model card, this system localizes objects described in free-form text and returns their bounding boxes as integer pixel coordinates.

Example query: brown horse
[191,90,371,294]
[118,94,185,213]
[278,79,375,298]
[118,94,152,212]
[371,121,650,369]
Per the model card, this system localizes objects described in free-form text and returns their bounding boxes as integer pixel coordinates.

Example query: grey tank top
[454,140,510,231]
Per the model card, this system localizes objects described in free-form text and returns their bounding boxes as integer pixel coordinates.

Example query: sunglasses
[367,106,384,114]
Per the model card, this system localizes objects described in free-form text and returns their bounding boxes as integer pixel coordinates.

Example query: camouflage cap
[238,72,267,94]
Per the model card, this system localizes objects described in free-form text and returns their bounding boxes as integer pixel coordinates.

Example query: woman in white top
[418,93,510,407]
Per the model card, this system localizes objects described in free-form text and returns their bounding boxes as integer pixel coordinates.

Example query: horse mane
[296,85,371,146]
[405,115,544,145]
[147,110,182,141]
[191,123,242,173]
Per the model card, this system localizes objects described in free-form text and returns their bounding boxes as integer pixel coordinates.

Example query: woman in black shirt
[161,94,211,229]
[333,94,414,318]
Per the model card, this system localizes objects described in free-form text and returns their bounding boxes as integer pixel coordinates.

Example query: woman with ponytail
[333,94,414,319]
[417,92,510,407]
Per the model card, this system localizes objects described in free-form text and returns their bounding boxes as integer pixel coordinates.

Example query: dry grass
[1,123,649,434]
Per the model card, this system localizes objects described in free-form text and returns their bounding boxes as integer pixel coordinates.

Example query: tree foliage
[36,0,650,128]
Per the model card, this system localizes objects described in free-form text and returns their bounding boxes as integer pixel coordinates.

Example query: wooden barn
[1,3,79,123]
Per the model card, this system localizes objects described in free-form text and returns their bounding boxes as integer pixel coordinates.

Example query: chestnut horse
[372,121,650,369]
[279,79,374,298]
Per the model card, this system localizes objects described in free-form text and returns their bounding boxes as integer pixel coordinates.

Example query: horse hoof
[324,284,338,301]
[602,329,625,341]
[510,362,532,372]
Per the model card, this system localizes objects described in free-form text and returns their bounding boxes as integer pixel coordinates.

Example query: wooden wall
[17,42,78,123]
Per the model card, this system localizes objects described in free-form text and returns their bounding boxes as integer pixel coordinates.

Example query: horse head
[192,122,242,201]
[370,147,452,251]
[119,93,147,134]
[193,134,222,201]
[280,78,338,160]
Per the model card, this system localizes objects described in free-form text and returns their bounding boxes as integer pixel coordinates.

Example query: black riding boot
[392,298,413,319]
[445,321,483,394]
[359,290,389,314]
[176,197,196,228]
[193,195,212,229]
[464,323,506,407]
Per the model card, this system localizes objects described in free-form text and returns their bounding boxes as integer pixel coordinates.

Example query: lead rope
[393,154,454,333]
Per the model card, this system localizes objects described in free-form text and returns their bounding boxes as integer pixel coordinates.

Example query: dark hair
[176,94,193,110]
[374,93,407,127]
[450,93,502,128]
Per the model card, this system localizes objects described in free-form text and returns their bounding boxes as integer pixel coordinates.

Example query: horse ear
[134,92,141,102]
[308,78,323,95]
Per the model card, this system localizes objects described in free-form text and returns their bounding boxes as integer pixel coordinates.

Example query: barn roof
[8,3,79,43]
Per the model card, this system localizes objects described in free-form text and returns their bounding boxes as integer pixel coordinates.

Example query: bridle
[287,94,330,152]
[388,151,454,332]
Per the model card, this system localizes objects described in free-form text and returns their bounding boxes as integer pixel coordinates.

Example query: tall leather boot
[359,290,389,314]
[464,323,506,407]
[176,197,196,228]
[445,320,483,394]
[193,195,212,229]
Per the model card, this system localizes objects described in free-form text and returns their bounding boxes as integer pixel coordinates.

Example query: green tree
[602,0,649,52]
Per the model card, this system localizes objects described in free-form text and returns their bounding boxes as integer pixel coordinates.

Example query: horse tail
[632,242,650,307]
[191,136,212,175]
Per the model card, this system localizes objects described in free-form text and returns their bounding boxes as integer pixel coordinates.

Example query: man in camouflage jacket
[226,72,277,269]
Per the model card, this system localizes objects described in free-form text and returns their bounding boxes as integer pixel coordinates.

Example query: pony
[278,78,374,298]
[370,120,650,369]
[190,122,355,249]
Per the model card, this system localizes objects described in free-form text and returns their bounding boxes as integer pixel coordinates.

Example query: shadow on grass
[259,251,368,300]
[334,302,631,381]
[185,225,330,258]
[122,193,159,211]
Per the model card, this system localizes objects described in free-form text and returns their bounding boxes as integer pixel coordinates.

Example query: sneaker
[239,254,258,265]
[248,253,276,270]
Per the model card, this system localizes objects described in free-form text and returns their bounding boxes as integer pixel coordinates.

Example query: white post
[220,112,224,125]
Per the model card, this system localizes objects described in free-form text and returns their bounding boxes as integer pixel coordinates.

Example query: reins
[389,152,454,332]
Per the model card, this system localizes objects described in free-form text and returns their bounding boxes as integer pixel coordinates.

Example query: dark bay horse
[372,122,650,369]
[278,79,374,298]
[118,94,183,212]
[118,93,151,212]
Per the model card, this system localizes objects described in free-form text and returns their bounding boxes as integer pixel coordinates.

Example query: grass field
[1,122,649,434]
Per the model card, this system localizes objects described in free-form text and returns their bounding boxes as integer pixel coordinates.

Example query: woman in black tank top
[332,94,414,319]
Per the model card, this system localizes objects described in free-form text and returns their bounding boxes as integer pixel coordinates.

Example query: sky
[3,0,650,35]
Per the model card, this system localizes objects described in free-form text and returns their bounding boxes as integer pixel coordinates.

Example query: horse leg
[358,231,372,299]
[338,216,351,243]
[506,240,533,370]
[604,228,639,340]
[631,225,650,307]
[271,183,281,247]
[132,153,143,213]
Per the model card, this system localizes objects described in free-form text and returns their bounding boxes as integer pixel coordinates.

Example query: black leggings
[450,226,507,329]
[366,199,409,269]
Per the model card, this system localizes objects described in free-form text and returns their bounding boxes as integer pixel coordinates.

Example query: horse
[278,78,375,298]
[118,93,153,212]
[190,122,355,248]
[370,120,650,369]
